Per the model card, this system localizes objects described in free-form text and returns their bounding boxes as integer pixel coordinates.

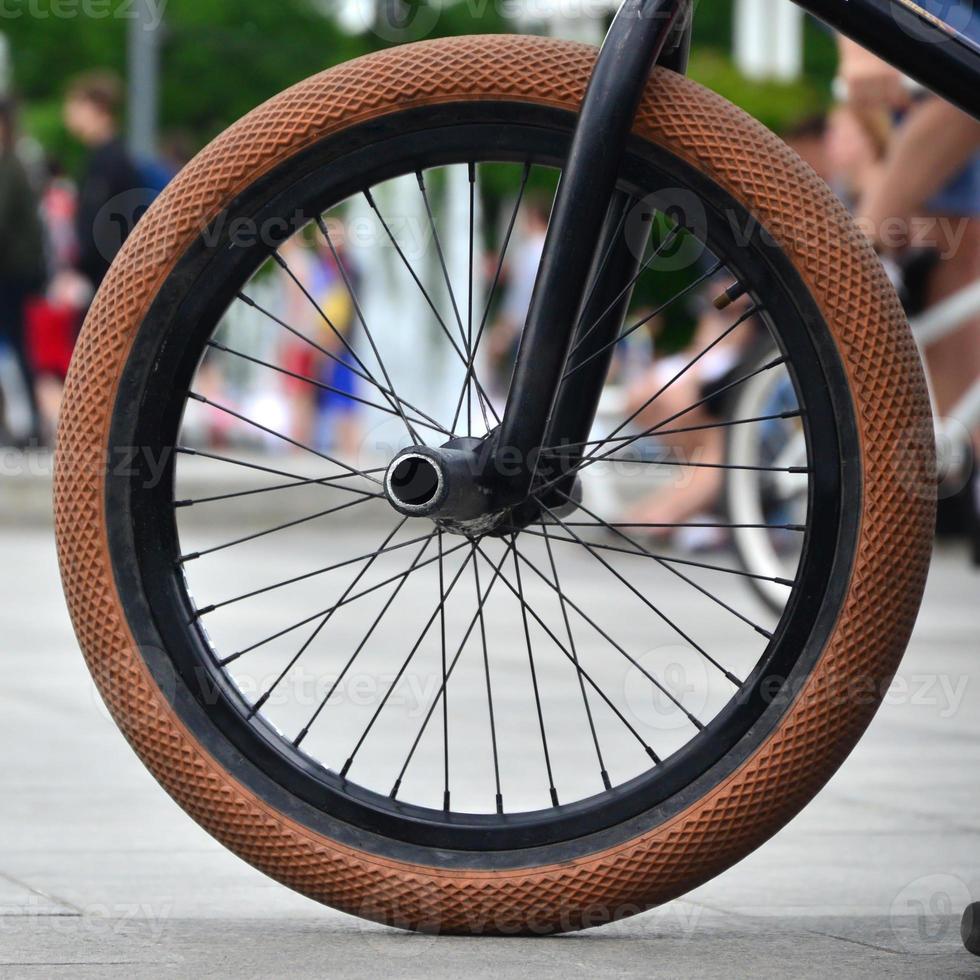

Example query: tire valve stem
[713,280,747,310]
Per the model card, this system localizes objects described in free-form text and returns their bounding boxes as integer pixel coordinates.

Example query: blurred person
[38,158,78,272]
[619,284,762,539]
[782,114,832,184]
[311,236,361,458]
[0,98,46,447]
[24,158,81,442]
[611,307,662,388]
[60,71,143,295]
[137,130,194,196]
[277,235,321,445]
[837,38,980,426]
[275,234,359,456]
[487,195,550,394]
[824,104,890,209]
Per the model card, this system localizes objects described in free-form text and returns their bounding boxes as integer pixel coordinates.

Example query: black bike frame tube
[795,0,980,119]
[659,0,692,74]
[490,0,687,502]
[538,190,650,497]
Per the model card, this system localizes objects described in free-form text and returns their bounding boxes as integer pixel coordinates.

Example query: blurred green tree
[9,0,511,171]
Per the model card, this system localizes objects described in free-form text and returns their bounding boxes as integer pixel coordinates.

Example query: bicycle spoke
[542,454,808,474]
[221,537,471,665]
[206,340,447,436]
[448,162,531,432]
[532,355,790,501]
[389,542,512,802]
[561,259,724,383]
[315,214,442,446]
[567,205,630,340]
[541,524,609,790]
[246,519,410,719]
[471,555,503,813]
[174,450,384,512]
[363,186,498,428]
[535,500,794,588]
[466,161,476,437]
[546,492,773,640]
[179,492,382,563]
[471,540,663,763]
[174,470,386,509]
[542,408,799,458]
[186,392,383,485]
[196,530,437,618]
[272,249,423,444]
[339,546,480,780]
[437,530,450,810]
[175,446,379,491]
[549,519,805,531]
[585,354,788,470]
[293,532,437,747]
[572,303,761,456]
[567,223,682,359]
[509,534,559,806]
[236,291,447,439]
[535,499,740,694]
[417,169,468,351]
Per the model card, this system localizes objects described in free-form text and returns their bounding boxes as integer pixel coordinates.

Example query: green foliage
[687,50,828,134]
[157,0,364,145]
[6,0,513,172]
[802,14,838,83]
[6,0,832,180]
[690,0,733,50]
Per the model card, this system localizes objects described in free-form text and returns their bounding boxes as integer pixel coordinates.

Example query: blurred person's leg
[922,217,980,428]
[335,411,361,461]
[317,353,360,457]
[850,92,980,459]
[34,373,64,443]
[621,363,725,535]
[858,98,980,244]
[0,282,41,443]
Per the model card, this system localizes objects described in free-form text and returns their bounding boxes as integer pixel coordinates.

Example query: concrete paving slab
[1,518,978,975]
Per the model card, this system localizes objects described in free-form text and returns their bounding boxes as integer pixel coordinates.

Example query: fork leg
[489,0,690,505]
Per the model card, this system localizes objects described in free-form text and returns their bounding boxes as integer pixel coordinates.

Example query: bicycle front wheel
[54,35,934,934]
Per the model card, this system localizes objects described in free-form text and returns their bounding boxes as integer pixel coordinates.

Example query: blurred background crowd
[0,0,978,550]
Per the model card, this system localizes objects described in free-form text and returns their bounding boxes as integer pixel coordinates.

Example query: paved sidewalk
[1,525,978,977]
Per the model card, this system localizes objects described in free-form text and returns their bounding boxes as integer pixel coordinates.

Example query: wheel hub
[383,438,581,536]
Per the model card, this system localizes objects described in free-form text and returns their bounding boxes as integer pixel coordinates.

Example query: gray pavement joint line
[799,928,905,956]
[0,870,82,915]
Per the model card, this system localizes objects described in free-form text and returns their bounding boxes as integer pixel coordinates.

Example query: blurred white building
[734,0,804,80]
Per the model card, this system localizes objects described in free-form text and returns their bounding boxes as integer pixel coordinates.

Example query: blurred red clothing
[25,297,77,379]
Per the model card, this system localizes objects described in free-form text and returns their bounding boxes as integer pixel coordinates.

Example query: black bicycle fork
[384,0,980,531]
[491,0,692,502]
[385,0,693,530]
